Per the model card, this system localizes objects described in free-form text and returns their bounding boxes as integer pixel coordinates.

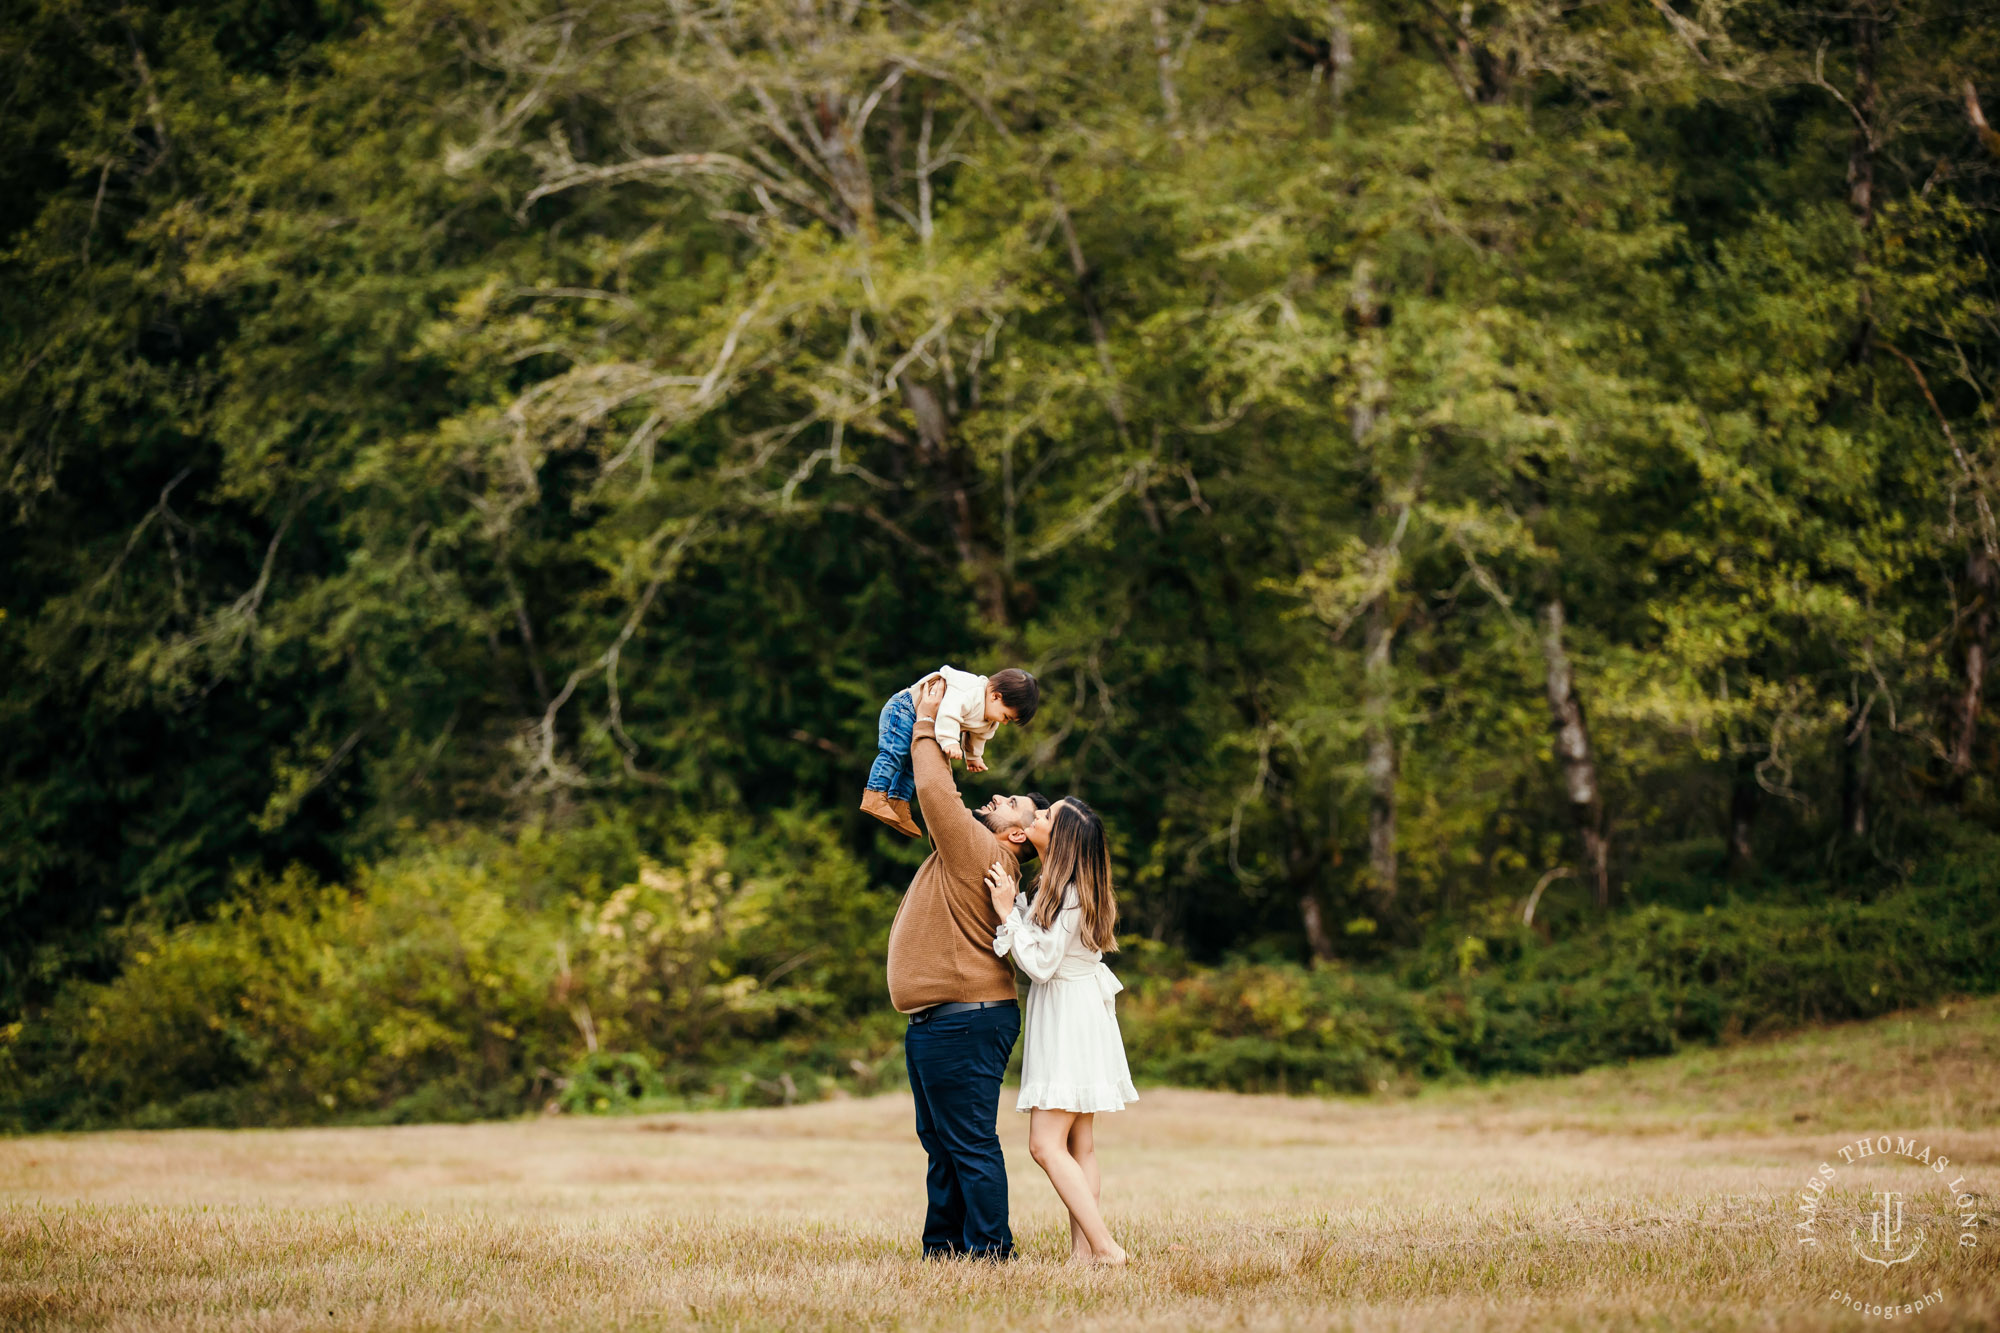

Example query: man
[886,674,1049,1260]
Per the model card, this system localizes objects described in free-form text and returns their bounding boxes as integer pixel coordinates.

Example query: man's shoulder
[932,817,1005,875]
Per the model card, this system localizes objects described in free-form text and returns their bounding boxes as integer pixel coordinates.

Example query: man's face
[976,793,1040,844]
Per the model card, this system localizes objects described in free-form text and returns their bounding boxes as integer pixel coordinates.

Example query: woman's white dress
[993,888,1139,1114]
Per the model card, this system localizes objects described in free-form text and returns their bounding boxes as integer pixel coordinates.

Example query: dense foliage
[5,820,904,1127]
[4,0,1999,1123]
[8,827,1990,1128]
[1123,844,2000,1093]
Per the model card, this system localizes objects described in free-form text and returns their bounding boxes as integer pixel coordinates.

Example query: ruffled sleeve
[993,890,1079,984]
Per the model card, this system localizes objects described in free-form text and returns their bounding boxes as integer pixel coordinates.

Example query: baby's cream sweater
[911,665,997,761]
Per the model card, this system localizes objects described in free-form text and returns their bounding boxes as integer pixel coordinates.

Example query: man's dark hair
[1025,792,1050,810]
[991,668,1040,726]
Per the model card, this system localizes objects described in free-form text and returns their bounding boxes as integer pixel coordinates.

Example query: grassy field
[4,1001,1999,1331]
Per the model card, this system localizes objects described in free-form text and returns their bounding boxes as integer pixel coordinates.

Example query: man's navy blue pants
[903,1002,1020,1259]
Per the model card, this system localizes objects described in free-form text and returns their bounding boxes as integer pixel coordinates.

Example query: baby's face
[984,688,1020,727]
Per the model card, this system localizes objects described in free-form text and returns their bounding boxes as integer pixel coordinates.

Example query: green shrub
[1,817,900,1130]
[54,855,570,1126]
[9,830,1997,1128]
[559,1051,669,1114]
[1119,853,2000,1092]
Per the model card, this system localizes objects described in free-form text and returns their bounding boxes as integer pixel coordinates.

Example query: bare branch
[501,567,553,708]
[125,35,171,173]
[825,501,944,561]
[1521,866,1571,927]
[1646,0,1710,64]
[852,64,906,138]
[520,151,845,232]
[1808,41,1873,142]
[519,514,712,792]
[1880,342,2000,563]
[1044,174,1133,442]
[1027,462,1152,561]
[444,20,574,176]
[80,161,112,264]
[91,468,192,597]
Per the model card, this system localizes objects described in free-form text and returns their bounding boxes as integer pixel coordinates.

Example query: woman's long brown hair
[1029,798,1118,953]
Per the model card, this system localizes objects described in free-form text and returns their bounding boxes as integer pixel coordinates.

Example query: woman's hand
[985,860,1017,918]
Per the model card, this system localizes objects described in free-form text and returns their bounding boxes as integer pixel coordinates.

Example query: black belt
[908,999,1017,1024]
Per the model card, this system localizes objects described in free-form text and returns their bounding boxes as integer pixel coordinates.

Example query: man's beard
[978,805,1036,856]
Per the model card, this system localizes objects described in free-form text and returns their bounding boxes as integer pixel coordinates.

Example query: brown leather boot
[859,789,902,830]
[886,797,924,839]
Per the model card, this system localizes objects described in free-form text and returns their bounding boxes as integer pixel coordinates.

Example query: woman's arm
[990,867,1076,984]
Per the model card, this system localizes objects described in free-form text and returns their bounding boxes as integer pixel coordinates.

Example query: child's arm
[965,731,988,773]
[930,666,988,757]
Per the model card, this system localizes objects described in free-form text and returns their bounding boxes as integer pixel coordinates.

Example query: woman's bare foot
[1091,1244,1128,1267]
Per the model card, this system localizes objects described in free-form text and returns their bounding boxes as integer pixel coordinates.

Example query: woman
[985,796,1137,1266]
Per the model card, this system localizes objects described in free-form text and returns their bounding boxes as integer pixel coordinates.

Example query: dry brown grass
[5,1001,2000,1331]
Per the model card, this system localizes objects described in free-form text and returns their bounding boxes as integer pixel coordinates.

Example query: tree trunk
[1841,694,1870,838]
[1351,257,1397,912]
[1967,81,2000,160]
[1276,763,1335,961]
[1728,749,1760,875]
[1327,4,1354,106]
[1538,599,1609,908]
[1848,2,1878,232]
[1829,4,1879,370]
[1149,6,1181,128]
[1299,892,1335,963]
[1841,2,1880,366]
[1952,551,1996,782]
[1363,596,1398,909]
[1349,259,1384,443]
[902,378,1009,627]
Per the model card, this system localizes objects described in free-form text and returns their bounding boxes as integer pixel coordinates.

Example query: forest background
[5,0,2000,1130]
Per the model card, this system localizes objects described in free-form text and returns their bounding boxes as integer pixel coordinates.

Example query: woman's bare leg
[1066,1114,1099,1259]
[1029,1109,1124,1265]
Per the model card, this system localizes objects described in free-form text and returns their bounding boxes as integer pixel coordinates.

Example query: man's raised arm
[909,676,993,870]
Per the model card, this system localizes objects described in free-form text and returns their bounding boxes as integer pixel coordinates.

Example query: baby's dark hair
[991,668,1040,725]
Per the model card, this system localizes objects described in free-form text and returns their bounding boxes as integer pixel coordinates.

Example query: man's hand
[985,860,1017,919]
[965,756,988,774]
[914,675,947,722]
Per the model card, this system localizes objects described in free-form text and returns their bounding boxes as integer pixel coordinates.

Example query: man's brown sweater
[885,716,1021,1013]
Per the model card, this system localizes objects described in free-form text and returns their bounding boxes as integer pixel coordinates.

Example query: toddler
[861,665,1040,837]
